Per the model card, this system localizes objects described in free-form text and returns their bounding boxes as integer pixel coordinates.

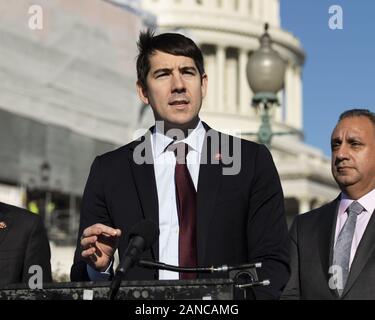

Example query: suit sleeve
[280,218,301,300]
[247,144,290,299]
[22,216,52,284]
[70,156,114,281]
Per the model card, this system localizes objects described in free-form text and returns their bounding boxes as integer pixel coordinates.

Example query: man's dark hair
[136,29,205,89]
[338,109,375,127]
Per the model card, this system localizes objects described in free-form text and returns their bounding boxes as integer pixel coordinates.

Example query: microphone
[108,220,159,300]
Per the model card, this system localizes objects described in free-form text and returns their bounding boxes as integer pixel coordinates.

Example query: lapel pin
[0,221,7,229]
[215,153,222,161]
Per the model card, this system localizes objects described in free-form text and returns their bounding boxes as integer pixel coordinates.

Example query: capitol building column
[225,48,239,114]
[202,45,216,112]
[285,64,303,129]
[294,65,303,130]
[273,90,284,123]
[216,45,226,113]
[239,0,248,14]
[298,197,311,215]
[222,0,232,11]
[203,0,216,9]
[239,48,252,115]
[285,64,295,127]
[252,0,262,21]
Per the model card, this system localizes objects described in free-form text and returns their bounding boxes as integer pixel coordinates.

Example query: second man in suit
[0,202,52,288]
[282,109,375,299]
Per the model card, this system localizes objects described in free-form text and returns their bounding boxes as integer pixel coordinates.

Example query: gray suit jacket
[282,197,375,300]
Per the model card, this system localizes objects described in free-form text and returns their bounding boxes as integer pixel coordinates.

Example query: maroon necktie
[170,142,198,279]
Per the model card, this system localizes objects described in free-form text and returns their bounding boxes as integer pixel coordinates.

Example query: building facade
[0,0,148,278]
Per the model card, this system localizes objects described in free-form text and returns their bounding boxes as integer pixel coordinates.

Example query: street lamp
[245,23,293,148]
[40,161,51,186]
[40,161,52,230]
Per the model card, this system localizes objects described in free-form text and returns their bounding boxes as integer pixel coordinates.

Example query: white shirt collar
[152,120,206,159]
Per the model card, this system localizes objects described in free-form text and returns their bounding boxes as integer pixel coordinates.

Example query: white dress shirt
[152,120,205,279]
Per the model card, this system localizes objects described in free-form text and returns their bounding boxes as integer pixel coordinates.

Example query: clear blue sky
[280,1,375,156]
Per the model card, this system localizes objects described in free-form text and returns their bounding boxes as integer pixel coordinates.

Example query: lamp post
[245,23,294,148]
[40,161,51,230]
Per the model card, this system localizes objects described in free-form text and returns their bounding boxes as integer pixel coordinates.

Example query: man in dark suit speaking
[71,30,289,299]
[282,109,375,299]
[0,202,52,288]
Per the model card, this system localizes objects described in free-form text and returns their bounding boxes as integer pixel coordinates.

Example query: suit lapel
[318,198,340,297]
[0,204,12,246]
[126,124,224,263]
[342,208,375,297]
[196,123,222,264]
[128,130,159,260]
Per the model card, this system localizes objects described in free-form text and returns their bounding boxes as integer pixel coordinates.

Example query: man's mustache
[168,94,190,104]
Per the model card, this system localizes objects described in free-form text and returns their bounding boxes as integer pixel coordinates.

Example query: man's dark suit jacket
[71,124,289,299]
[0,202,52,288]
[282,197,375,299]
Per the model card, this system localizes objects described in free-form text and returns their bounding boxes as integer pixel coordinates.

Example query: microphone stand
[138,260,270,288]
[108,266,127,301]
[108,260,269,300]
[138,260,262,274]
